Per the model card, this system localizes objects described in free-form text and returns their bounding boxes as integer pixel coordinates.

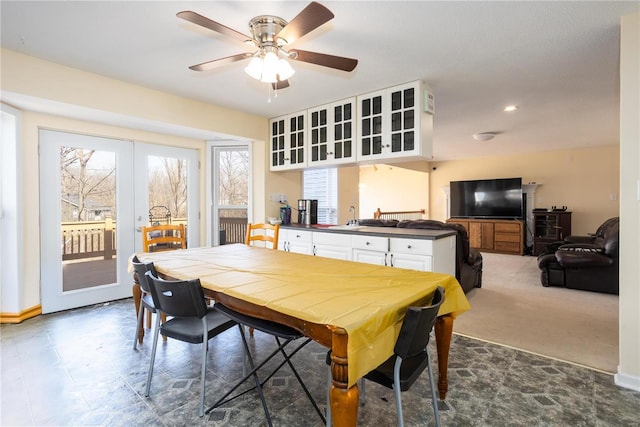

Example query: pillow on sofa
[358,219,400,227]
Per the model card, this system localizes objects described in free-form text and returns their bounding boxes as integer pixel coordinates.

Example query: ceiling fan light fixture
[244,57,263,80]
[277,58,295,80]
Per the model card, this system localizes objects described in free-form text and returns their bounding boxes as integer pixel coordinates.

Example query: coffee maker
[297,199,318,226]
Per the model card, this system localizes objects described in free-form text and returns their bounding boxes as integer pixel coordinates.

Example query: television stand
[446,218,524,255]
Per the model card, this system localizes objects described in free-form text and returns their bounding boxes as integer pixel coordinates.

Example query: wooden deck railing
[219,217,248,244]
[373,208,426,220]
[61,216,247,261]
[62,219,116,261]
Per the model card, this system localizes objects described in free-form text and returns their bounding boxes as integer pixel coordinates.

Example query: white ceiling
[1,1,638,161]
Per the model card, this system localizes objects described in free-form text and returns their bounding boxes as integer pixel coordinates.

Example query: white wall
[616,10,640,392]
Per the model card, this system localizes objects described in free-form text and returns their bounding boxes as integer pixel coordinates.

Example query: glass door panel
[212,146,249,245]
[133,143,199,252]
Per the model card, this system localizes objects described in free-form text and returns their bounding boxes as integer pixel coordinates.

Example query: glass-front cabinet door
[270,110,307,171]
[308,97,356,167]
[357,80,432,162]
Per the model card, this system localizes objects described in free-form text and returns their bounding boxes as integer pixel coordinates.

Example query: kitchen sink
[327,225,365,230]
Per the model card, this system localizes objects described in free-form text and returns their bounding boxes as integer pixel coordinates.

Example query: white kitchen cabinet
[356,80,433,162]
[351,234,389,266]
[308,97,357,167]
[313,231,352,260]
[388,237,433,271]
[278,229,313,255]
[269,110,307,171]
[389,235,455,275]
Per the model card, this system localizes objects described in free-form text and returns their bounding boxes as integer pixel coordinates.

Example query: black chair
[326,287,444,427]
[144,271,237,417]
[131,256,166,348]
[206,302,325,426]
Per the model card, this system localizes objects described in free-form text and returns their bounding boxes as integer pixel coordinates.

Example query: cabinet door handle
[366,241,370,245]
[313,245,317,256]
[407,245,412,249]
[390,253,394,267]
[384,253,388,266]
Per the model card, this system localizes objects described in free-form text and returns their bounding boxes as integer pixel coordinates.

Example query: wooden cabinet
[533,211,572,255]
[269,111,307,171]
[308,97,356,167]
[447,218,524,255]
[356,80,433,162]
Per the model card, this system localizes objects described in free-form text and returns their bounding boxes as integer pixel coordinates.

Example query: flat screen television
[450,177,523,219]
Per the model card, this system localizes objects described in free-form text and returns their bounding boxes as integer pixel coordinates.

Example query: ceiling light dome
[472,132,496,141]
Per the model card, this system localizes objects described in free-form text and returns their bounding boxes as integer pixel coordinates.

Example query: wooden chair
[142,224,186,253]
[373,208,426,220]
[245,223,280,337]
[135,224,187,339]
[245,223,280,250]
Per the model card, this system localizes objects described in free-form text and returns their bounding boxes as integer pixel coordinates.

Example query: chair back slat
[145,271,208,319]
[142,224,186,253]
[394,287,444,359]
[245,223,280,250]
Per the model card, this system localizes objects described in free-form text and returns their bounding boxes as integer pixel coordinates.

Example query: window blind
[303,168,337,224]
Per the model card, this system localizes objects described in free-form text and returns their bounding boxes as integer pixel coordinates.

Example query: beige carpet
[453,252,619,373]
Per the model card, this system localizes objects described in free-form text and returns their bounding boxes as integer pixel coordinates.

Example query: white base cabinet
[313,232,353,260]
[279,228,456,276]
[278,229,313,255]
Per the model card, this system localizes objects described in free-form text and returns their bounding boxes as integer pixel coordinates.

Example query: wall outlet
[270,193,287,203]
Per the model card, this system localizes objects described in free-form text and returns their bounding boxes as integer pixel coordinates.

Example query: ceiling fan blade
[275,2,334,45]
[290,49,358,72]
[177,11,251,43]
[272,80,290,90]
[189,53,252,72]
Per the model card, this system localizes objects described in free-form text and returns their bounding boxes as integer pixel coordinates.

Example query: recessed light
[504,105,518,112]
[472,132,496,141]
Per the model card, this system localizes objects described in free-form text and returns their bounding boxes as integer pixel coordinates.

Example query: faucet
[348,205,357,226]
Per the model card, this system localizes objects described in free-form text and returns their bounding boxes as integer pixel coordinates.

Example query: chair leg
[393,357,404,427]
[199,317,208,417]
[426,351,441,427]
[133,302,145,349]
[145,313,162,397]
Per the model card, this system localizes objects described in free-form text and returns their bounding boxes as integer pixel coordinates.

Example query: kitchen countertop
[280,223,456,240]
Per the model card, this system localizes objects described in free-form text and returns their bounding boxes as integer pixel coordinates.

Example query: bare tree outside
[148,156,187,220]
[60,147,115,221]
[218,149,248,218]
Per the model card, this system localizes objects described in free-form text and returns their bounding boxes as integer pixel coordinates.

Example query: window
[303,168,337,224]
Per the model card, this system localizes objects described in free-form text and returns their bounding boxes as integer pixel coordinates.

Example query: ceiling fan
[177,2,358,90]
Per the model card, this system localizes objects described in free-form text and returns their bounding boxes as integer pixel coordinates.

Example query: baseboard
[615,370,640,392]
[0,305,42,324]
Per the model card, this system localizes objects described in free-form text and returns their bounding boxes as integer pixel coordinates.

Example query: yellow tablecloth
[136,244,470,387]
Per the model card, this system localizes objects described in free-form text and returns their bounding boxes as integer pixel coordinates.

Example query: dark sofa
[359,218,483,293]
[537,217,619,294]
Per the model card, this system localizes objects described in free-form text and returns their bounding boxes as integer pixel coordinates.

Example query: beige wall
[428,145,620,234]
[359,161,430,219]
[1,49,270,312]
[617,11,640,390]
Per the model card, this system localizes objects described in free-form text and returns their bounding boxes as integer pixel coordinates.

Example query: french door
[40,130,198,313]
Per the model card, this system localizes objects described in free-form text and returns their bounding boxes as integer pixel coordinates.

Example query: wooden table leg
[329,327,359,427]
[434,314,453,400]
[132,282,144,344]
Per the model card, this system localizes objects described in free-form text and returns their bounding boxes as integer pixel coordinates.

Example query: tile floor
[1,298,639,426]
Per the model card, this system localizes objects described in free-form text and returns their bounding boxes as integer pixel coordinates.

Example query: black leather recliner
[396,219,483,293]
[537,217,619,294]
